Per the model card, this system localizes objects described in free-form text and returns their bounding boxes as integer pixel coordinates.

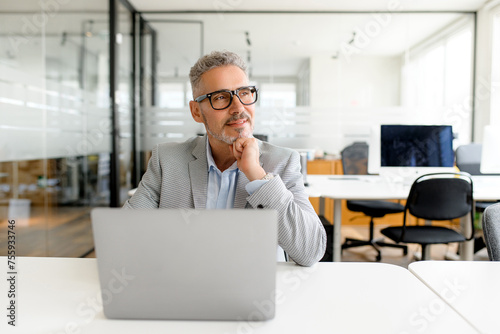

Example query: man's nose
[228,95,244,114]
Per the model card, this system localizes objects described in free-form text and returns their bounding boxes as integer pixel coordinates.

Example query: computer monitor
[481,125,500,174]
[368,124,456,180]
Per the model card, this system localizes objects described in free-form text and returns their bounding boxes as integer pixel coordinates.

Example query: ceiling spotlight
[85,20,94,38]
[60,31,67,46]
[348,31,356,45]
[245,31,251,46]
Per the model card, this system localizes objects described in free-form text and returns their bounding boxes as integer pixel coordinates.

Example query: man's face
[190,65,255,145]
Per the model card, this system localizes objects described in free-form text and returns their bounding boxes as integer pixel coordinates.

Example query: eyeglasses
[194,86,258,110]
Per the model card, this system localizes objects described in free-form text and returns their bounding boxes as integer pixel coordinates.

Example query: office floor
[0,206,94,257]
[84,224,490,268]
[340,224,490,268]
[1,206,489,267]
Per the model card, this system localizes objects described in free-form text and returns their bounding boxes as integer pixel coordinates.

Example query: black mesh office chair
[381,172,475,260]
[341,142,408,261]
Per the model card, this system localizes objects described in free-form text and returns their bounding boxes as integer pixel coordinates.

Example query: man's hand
[229,138,266,181]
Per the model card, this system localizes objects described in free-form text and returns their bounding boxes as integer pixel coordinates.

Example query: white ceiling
[0,0,490,12]
[143,12,472,78]
[129,0,489,12]
[128,0,486,78]
[0,0,487,78]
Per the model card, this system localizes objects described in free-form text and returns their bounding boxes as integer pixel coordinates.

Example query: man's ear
[189,100,203,124]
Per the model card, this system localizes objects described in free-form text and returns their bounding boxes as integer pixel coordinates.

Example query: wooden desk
[307,159,392,227]
[0,257,479,334]
[307,159,340,175]
[409,261,500,334]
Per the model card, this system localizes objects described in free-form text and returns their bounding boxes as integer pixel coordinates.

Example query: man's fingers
[234,137,256,151]
[231,141,242,160]
[233,139,244,153]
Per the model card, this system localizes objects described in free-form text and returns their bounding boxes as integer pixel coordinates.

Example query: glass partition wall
[0,1,138,257]
[0,6,111,257]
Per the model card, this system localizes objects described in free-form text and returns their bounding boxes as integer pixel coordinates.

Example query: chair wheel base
[342,238,382,262]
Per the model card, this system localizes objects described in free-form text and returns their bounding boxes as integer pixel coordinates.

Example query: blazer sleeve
[123,145,162,209]
[246,150,327,266]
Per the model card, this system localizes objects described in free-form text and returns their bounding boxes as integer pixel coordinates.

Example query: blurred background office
[0,0,499,258]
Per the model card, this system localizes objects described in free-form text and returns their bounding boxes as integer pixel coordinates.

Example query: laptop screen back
[91,208,277,321]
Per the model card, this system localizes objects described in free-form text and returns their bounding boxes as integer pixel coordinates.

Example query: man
[124,50,326,266]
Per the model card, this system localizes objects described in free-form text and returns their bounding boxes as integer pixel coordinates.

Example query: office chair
[455,143,483,175]
[341,142,408,261]
[455,143,499,255]
[482,203,500,261]
[253,134,268,142]
[381,172,475,260]
[456,143,498,212]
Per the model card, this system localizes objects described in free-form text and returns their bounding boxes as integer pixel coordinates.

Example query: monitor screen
[380,125,454,168]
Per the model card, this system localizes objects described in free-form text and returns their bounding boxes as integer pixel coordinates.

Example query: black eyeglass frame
[194,86,258,110]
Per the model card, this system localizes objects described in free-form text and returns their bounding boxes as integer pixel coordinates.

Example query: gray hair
[189,50,247,96]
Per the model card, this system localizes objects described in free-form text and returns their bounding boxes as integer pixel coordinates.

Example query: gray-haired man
[125,50,326,266]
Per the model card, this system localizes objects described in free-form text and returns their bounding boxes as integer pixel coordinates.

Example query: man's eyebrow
[205,86,249,94]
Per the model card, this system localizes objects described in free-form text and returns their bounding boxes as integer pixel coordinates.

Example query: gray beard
[206,126,245,144]
[202,112,253,144]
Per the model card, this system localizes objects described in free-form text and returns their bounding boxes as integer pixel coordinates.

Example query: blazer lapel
[234,172,249,208]
[188,136,208,209]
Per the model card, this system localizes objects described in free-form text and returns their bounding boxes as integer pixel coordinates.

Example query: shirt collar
[206,137,238,172]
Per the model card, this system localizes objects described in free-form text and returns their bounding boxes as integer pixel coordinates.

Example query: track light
[245,31,251,46]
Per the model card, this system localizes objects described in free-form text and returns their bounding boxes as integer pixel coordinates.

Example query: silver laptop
[91,208,277,321]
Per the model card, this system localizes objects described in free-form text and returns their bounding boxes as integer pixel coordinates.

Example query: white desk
[306,175,500,262]
[0,257,479,334]
[409,261,500,334]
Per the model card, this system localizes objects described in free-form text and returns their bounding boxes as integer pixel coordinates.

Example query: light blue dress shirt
[205,139,267,209]
[205,148,239,209]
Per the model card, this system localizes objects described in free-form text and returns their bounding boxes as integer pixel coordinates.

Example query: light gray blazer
[124,135,326,266]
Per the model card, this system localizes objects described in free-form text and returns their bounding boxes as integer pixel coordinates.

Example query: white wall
[309,54,401,108]
[474,2,500,141]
